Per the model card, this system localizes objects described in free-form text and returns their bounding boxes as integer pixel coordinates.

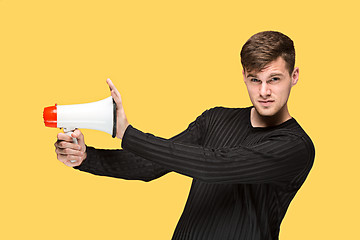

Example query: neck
[250,105,292,128]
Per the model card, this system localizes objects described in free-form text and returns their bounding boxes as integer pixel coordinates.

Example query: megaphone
[43,96,117,146]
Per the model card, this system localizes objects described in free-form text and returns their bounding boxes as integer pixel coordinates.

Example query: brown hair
[240,31,295,75]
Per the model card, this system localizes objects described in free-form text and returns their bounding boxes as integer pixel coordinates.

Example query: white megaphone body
[43,96,117,148]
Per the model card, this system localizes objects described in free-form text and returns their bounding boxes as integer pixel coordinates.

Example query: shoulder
[200,106,251,120]
[286,119,314,149]
[195,106,251,128]
[269,120,315,161]
[206,106,251,113]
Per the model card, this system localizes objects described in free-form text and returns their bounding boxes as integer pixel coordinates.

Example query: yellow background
[1,0,359,239]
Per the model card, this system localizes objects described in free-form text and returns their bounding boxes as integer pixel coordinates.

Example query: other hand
[106,78,130,139]
[54,129,87,167]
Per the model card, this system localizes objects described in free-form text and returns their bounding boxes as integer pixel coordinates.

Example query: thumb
[72,129,84,142]
[72,129,86,150]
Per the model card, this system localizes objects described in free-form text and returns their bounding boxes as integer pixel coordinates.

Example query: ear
[242,69,246,83]
[291,67,299,87]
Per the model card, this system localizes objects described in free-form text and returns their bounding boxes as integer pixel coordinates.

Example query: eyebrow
[246,73,257,78]
[246,72,285,78]
[268,73,285,78]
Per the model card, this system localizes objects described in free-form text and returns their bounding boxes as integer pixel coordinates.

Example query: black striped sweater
[76,106,315,240]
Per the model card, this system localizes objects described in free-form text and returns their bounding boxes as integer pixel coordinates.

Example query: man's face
[243,57,299,118]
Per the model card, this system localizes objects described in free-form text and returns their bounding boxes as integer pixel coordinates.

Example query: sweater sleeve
[121,125,315,185]
[74,110,208,182]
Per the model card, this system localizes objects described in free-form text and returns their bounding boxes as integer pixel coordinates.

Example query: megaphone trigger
[63,128,78,144]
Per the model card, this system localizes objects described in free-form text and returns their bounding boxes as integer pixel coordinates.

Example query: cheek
[275,85,292,100]
[246,87,258,99]
[246,83,257,93]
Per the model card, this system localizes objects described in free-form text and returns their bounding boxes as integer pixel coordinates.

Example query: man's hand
[55,129,87,167]
[106,78,130,139]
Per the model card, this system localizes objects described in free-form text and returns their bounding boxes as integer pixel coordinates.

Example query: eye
[250,78,261,83]
[268,77,280,83]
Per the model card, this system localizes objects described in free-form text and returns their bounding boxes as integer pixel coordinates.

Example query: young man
[55,31,315,240]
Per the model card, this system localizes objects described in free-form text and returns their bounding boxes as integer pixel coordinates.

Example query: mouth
[258,100,275,107]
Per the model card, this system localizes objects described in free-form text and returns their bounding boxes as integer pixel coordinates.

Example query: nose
[259,82,271,98]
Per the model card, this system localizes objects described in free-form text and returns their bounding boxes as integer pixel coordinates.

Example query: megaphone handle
[64,130,78,163]
[65,131,78,144]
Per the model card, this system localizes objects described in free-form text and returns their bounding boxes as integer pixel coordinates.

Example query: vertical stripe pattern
[76,107,315,240]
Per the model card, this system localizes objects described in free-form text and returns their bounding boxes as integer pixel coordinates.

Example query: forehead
[245,57,288,78]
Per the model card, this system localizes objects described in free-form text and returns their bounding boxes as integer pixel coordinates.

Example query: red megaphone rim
[43,105,57,128]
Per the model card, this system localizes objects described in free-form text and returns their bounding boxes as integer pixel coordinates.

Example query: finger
[57,153,71,163]
[57,132,73,142]
[65,154,83,166]
[64,160,81,167]
[106,78,116,92]
[110,90,122,106]
[63,158,81,167]
[106,78,122,101]
[56,140,81,150]
[64,161,80,167]
[56,147,84,156]
[57,153,82,165]
[71,129,84,140]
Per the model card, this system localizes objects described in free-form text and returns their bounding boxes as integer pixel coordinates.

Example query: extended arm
[75,147,169,182]
[74,111,207,181]
[121,125,314,185]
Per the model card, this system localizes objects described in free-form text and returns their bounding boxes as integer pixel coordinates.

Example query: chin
[254,106,278,117]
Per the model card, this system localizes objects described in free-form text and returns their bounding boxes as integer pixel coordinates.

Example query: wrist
[117,121,130,139]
